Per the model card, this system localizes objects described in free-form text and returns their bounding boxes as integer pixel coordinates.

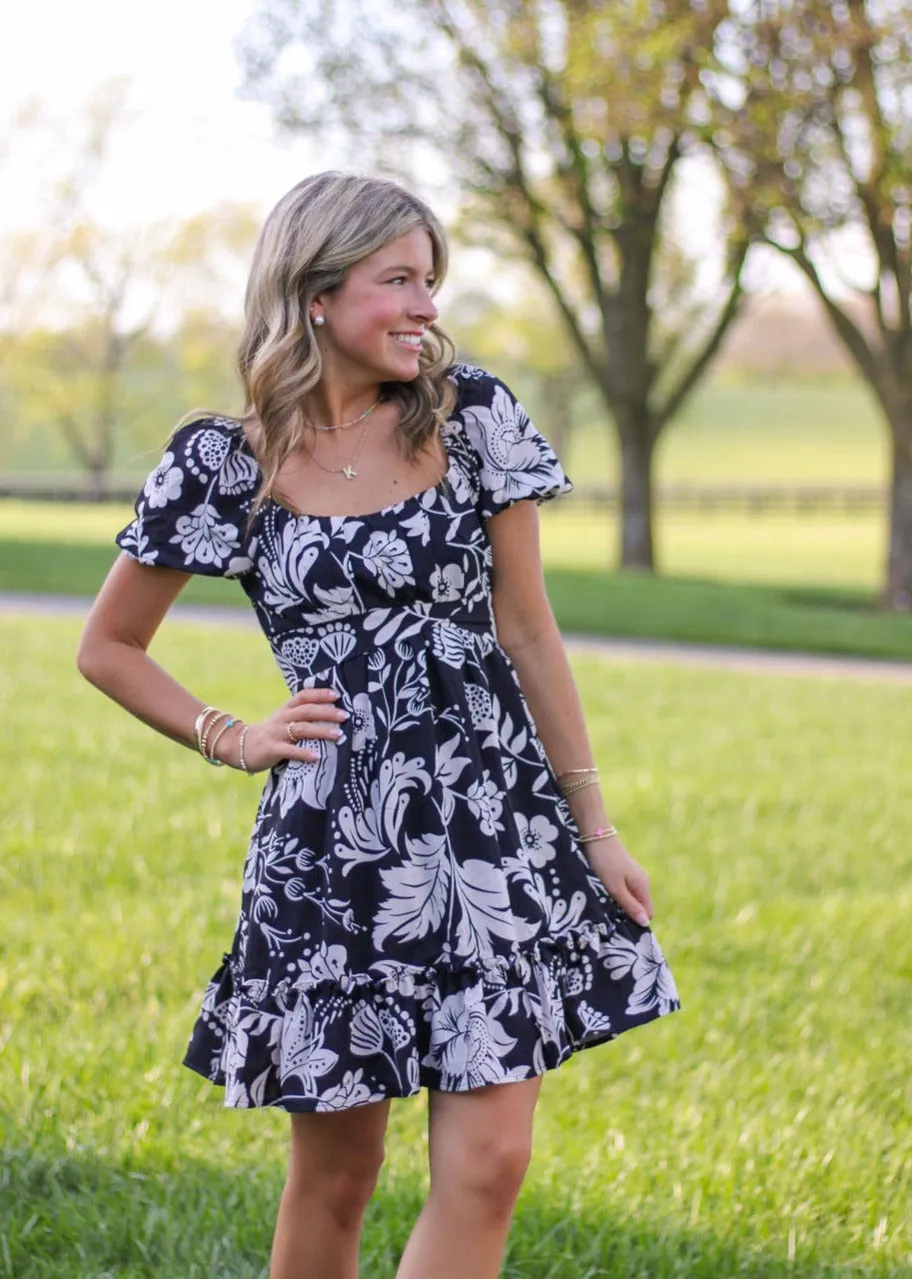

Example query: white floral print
[144,451,183,509]
[430,562,465,601]
[461,380,573,518]
[359,530,414,593]
[465,772,505,837]
[116,370,679,1113]
[604,931,680,1017]
[515,813,560,867]
[350,692,377,752]
[424,987,518,1089]
[172,503,240,567]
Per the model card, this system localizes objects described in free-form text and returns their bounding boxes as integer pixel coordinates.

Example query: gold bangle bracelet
[578,824,619,846]
[557,767,598,781]
[200,711,228,760]
[194,706,220,754]
[559,776,601,796]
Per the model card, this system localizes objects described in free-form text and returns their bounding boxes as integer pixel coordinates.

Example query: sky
[2,0,820,311]
[2,0,315,233]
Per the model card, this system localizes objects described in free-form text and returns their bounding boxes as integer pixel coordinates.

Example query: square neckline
[237,421,459,525]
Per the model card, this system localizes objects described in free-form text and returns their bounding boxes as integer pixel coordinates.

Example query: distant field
[542,505,884,589]
[4,376,889,486]
[565,376,887,485]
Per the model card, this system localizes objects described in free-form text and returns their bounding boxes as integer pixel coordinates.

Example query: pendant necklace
[307,408,378,481]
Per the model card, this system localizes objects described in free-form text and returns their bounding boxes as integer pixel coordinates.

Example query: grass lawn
[565,376,888,486]
[2,616,911,1277]
[1,499,910,662]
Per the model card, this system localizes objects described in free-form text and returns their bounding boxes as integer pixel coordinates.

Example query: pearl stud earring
[313,314,325,327]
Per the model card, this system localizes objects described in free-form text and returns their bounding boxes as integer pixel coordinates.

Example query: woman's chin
[383,356,423,382]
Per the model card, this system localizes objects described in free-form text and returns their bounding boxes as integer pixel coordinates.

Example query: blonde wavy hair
[237,172,457,514]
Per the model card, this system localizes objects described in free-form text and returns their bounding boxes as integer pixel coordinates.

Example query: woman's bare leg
[270,1099,390,1279]
[395,1077,541,1279]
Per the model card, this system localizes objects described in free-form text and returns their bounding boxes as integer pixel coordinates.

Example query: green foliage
[241,0,748,569]
[0,83,256,485]
[710,2,912,605]
[2,617,911,1275]
[0,318,242,473]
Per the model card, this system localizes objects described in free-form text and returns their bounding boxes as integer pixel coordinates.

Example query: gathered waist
[263,603,498,683]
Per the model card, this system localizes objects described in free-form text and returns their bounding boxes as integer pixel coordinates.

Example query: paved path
[3,590,911,684]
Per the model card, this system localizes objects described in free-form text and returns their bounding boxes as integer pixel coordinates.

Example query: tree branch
[778,237,882,389]
[535,64,611,330]
[54,409,95,471]
[520,210,604,397]
[655,242,747,436]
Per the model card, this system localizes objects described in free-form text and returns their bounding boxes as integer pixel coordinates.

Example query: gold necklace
[307,410,377,480]
[308,397,382,433]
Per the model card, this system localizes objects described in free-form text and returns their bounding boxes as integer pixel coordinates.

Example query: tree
[11,211,255,495]
[0,82,257,493]
[713,0,912,610]
[447,275,585,460]
[240,0,748,571]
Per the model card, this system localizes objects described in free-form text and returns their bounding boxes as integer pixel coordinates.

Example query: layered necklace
[306,396,383,481]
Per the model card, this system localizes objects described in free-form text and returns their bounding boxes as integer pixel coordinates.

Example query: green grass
[564,376,888,485]
[543,504,885,589]
[2,616,911,1276]
[1,500,910,661]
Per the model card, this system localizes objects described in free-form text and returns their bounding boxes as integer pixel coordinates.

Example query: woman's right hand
[214,686,348,773]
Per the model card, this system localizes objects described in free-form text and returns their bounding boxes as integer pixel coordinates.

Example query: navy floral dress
[116,364,679,1112]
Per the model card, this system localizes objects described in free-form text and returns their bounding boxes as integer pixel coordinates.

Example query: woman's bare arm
[488,500,653,926]
[77,554,346,771]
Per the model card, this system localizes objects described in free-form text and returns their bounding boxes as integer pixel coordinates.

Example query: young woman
[78,172,679,1279]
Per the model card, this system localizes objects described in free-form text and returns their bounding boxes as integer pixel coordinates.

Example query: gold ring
[286,722,298,743]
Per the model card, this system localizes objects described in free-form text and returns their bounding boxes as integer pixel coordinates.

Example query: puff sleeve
[115,418,258,578]
[456,366,573,520]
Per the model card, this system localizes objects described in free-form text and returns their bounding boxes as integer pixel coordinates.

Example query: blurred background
[3,0,912,652]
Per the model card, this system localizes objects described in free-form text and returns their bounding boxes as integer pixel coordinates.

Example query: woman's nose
[411,287,439,324]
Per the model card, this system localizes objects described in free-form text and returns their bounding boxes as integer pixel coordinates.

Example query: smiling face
[314,227,440,386]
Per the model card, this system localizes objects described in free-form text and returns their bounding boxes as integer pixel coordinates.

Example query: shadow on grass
[1,1126,871,1279]
[779,585,878,614]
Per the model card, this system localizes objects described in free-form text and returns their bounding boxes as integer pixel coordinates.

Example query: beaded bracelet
[196,709,222,762]
[194,706,220,752]
[237,725,250,774]
[200,711,229,763]
[208,717,238,764]
[578,825,619,846]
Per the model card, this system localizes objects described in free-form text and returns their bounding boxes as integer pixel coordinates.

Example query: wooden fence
[569,483,883,514]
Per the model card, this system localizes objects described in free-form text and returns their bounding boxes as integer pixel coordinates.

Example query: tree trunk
[884,425,912,612]
[87,457,108,502]
[618,428,655,571]
[539,375,574,462]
